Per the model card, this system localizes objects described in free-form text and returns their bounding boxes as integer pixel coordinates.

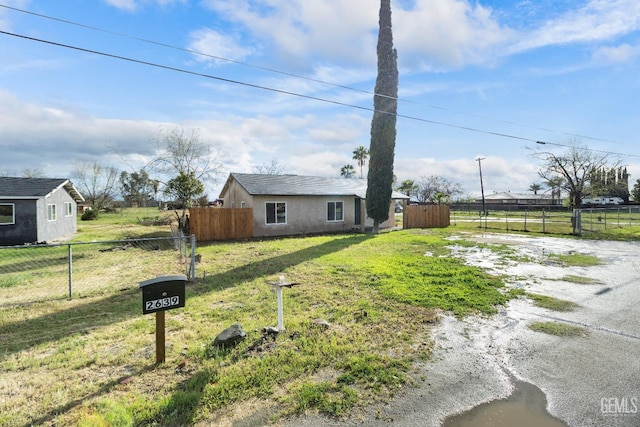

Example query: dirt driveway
[286,233,640,427]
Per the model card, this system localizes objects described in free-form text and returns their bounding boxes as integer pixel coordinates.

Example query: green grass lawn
[1,207,636,426]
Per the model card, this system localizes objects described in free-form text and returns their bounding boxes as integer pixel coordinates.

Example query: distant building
[475,192,562,205]
[0,177,84,246]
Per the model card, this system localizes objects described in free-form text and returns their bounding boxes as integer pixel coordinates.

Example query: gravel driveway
[285,233,640,427]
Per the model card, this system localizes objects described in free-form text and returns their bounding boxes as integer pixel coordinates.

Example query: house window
[327,201,344,222]
[0,203,15,225]
[266,202,286,224]
[240,201,246,208]
[47,204,57,221]
[65,202,73,217]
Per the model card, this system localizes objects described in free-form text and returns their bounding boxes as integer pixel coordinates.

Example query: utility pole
[476,157,486,221]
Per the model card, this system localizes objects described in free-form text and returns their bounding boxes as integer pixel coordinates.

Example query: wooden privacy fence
[189,208,254,241]
[404,204,450,229]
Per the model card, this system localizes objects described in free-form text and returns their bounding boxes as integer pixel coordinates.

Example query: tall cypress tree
[366,0,398,233]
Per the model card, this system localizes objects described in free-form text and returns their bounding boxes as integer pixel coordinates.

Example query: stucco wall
[37,189,78,243]
[220,178,398,238]
[250,195,362,237]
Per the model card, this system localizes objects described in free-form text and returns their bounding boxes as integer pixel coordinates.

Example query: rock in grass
[312,318,330,329]
[213,323,246,348]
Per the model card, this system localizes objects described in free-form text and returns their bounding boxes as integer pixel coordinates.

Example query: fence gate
[573,206,640,235]
[404,204,450,229]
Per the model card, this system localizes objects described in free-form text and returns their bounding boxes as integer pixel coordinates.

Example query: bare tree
[149,127,224,233]
[150,127,223,183]
[532,141,617,209]
[73,160,119,211]
[22,168,45,178]
[417,175,463,204]
[253,158,284,175]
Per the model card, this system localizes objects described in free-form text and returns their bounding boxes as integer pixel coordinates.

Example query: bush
[81,209,99,221]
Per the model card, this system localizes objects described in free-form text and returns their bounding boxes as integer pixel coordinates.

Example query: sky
[1,0,639,199]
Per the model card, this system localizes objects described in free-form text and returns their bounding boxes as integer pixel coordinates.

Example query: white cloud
[592,43,640,64]
[394,0,512,70]
[510,0,640,53]
[202,0,379,69]
[0,0,30,30]
[104,0,137,12]
[187,28,253,64]
[104,0,186,12]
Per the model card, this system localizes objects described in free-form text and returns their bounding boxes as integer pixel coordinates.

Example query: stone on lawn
[213,323,246,348]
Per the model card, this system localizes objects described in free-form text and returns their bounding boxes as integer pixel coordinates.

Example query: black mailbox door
[140,277,186,315]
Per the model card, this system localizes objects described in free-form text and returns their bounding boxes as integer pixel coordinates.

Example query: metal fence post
[572,209,581,236]
[190,234,196,281]
[67,244,73,299]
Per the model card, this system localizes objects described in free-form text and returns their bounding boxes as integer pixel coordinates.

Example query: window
[266,202,286,224]
[327,201,344,222]
[65,202,73,217]
[0,204,15,225]
[47,204,57,221]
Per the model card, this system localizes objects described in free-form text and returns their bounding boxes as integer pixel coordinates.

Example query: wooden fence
[404,204,450,229]
[189,208,254,241]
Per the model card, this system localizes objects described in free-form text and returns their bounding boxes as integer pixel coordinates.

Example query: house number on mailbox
[145,295,180,311]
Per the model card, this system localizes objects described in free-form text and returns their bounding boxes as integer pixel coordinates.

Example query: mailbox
[140,275,187,315]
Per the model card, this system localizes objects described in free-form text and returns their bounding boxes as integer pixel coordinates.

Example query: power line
[0,3,402,103]
[2,29,640,159]
[0,29,537,143]
[0,3,628,146]
[535,141,640,158]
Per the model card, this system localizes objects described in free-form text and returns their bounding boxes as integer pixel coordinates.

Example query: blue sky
[1,0,639,199]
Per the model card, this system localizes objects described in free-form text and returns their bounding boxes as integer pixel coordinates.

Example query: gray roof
[223,173,409,199]
[0,177,84,202]
[482,192,553,201]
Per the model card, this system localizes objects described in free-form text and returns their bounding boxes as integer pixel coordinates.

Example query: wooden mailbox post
[139,275,187,364]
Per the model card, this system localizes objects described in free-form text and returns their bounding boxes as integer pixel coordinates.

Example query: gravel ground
[282,234,640,427]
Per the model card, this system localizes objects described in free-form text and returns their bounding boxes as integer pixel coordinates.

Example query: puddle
[443,380,567,427]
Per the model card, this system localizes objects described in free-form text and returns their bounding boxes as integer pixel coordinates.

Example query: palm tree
[529,183,542,195]
[352,146,369,179]
[340,164,355,178]
[397,179,418,197]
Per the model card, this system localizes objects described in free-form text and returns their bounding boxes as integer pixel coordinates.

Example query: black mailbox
[140,275,187,315]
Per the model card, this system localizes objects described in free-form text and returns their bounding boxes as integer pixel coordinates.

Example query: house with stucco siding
[218,173,408,238]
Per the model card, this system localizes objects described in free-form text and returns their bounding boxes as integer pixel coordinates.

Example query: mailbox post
[139,275,187,364]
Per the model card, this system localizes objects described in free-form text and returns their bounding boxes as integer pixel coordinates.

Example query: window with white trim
[65,202,73,217]
[0,203,15,225]
[47,204,57,221]
[266,202,286,224]
[327,201,344,222]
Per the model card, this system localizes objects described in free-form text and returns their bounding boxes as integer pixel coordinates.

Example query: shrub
[81,209,99,221]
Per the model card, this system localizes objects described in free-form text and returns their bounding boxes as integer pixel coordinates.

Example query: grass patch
[559,275,602,285]
[548,253,602,267]
[527,293,579,312]
[0,210,514,426]
[529,321,588,337]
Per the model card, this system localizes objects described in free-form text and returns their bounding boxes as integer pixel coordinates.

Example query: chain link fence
[574,206,640,235]
[0,236,196,307]
[451,208,574,234]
